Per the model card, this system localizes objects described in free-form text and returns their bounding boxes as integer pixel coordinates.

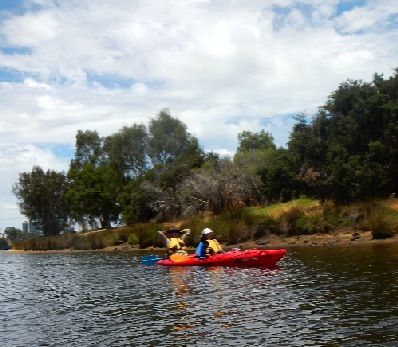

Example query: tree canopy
[12,166,68,236]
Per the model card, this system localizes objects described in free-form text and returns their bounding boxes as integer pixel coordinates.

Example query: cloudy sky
[0,0,397,232]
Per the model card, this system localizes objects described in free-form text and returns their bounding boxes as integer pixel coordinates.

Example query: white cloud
[335,0,397,34]
[2,11,58,46]
[0,0,397,230]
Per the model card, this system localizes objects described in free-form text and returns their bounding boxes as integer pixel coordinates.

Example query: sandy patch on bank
[236,230,398,249]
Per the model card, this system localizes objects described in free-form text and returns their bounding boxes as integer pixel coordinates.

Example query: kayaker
[196,227,223,259]
[157,226,190,256]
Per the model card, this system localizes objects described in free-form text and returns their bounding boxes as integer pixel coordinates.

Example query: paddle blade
[141,255,162,266]
[170,253,190,263]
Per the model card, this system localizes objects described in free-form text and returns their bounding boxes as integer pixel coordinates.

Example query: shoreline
[3,230,398,254]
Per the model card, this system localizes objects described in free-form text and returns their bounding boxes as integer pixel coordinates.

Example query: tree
[171,157,259,217]
[67,128,124,229]
[147,109,199,166]
[12,166,68,236]
[118,176,155,225]
[234,130,278,204]
[4,227,30,244]
[0,237,9,250]
[286,69,398,203]
[103,124,148,180]
[237,130,276,153]
[259,148,298,203]
[67,164,121,229]
[139,109,205,220]
[70,130,103,170]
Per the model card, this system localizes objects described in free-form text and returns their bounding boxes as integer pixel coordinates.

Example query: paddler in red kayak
[157,226,190,256]
[196,228,224,259]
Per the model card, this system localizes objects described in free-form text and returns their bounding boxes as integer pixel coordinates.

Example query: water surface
[1,243,397,346]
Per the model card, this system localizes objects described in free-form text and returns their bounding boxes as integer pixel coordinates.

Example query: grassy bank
[11,197,398,251]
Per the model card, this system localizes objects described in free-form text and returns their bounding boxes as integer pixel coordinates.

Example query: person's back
[158,226,190,256]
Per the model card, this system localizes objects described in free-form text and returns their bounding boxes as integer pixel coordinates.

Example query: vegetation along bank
[5,68,398,251]
[9,198,398,252]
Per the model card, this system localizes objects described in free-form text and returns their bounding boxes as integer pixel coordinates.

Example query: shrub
[278,206,305,236]
[105,234,120,247]
[127,234,138,245]
[366,213,395,239]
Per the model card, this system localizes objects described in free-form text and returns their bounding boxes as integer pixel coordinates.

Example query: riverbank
[5,228,397,254]
[7,197,398,253]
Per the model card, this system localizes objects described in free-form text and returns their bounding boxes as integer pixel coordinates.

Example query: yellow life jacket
[206,239,222,254]
[168,237,187,255]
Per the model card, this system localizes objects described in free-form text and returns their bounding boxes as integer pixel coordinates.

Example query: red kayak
[156,249,287,267]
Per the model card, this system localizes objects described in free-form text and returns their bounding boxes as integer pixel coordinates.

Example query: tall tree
[67,129,120,229]
[66,164,120,229]
[147,109,198,166]
[258,148,298,203]
[70,130,103,170]
[118,176,155,225]
[237,130,276,153]
[103,124,148,180]
[140,109,205,220]
[234,129,278,203]
[12,166,68,236]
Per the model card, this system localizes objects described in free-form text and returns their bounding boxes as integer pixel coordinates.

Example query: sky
[0,0,397,233]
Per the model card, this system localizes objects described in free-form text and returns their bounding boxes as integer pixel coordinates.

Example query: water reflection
[1,244,398,346]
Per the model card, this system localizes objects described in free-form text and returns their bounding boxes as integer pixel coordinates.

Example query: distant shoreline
[3,230,398,254]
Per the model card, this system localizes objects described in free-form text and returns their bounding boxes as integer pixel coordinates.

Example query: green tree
[237,130,276,153]
[70,129,103,170]
[318,74,396,202]
[147,109,199,166]
[139,109,205,220]
[0,237,9,250]
[67,164,120,229]
[4,227,30,243]
[118,176,155,225]
[259,148,298,202]
[12,166,68,236]
[103,124,148,179]
[68,129,122,229]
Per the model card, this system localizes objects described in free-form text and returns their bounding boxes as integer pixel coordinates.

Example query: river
[1,243,397,347]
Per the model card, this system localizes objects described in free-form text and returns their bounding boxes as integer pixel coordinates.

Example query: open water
[1,243,397,347]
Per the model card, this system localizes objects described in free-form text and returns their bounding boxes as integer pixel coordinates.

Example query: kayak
[156,249,287,267]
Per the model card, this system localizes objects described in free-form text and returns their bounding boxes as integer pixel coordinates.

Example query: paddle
[141,255,163,266]
[169,253,190,262]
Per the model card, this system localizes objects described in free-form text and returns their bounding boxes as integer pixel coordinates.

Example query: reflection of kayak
[156,249,287,267]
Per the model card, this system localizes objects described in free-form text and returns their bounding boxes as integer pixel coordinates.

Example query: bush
[278,206,306,236]
[137,224,163,249]
[105,234,120,246]
[366,213,395,239]
[127,234,138,245]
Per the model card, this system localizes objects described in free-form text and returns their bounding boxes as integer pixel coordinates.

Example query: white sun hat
[201,228,213,235]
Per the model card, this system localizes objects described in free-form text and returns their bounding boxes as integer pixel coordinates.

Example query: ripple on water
[1,244,398,346]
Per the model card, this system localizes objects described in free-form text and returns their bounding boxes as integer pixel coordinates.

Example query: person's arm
[196,241,206,259]
[157,230,169,248]
[181,228,190,242]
